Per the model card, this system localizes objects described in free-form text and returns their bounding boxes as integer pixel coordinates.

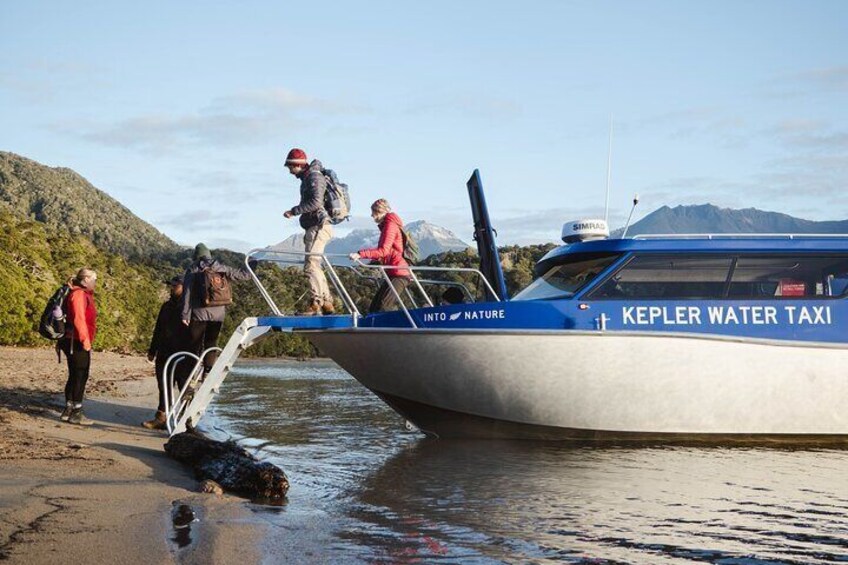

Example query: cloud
[761,66,848,99]
[176,169,281,200]
[406,94,521,119]
[781,66,848,92]
[52,87,371,154]
[632,148,848,222]
[0,57,109,104]
[768,120,848,151]
[623,107,747,146]
[205,237,258,254]
[213,87,370,116]
[157,210,238,231]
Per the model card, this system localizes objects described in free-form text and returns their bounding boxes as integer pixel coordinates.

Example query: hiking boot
[60,402,73,422]
[321,301,336,315]
[298,301,323,316]
[142,410,167,430]
[68,408,92,426]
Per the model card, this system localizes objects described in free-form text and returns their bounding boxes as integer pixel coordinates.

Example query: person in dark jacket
[181,243,252,375]
[59,268,98,426]
[283,147,335,316]
[142,276,190,430]
[349,199,413,313]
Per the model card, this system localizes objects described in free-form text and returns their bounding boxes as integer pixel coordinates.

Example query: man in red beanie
[283,148,335,315]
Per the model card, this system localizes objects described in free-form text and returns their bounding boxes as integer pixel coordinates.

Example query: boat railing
[633,233,848,240]
[244,248,500,328]
[351,260,501,328]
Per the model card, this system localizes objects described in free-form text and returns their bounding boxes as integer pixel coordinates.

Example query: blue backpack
[322,168,351,225]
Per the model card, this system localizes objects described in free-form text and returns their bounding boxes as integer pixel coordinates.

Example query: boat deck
[256,315,357,331]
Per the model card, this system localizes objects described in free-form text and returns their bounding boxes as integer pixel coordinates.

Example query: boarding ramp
[164,249,499,435]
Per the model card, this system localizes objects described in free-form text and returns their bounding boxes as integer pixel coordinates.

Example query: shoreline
[0,346,267,564]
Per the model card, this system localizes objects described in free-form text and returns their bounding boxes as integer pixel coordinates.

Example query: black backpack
[322,168,351,225]
[38,285,72,340]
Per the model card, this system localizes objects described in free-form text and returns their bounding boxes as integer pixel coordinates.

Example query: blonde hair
[72,268,97,286]
[371,199,391,214]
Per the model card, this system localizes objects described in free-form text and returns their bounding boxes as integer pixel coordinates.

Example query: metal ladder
[164,317,272,435]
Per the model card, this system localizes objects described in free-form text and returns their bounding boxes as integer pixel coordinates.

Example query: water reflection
[350,441,848,563]
[206,360,848,564]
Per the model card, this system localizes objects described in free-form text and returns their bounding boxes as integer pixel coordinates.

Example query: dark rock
[164,432,288,500]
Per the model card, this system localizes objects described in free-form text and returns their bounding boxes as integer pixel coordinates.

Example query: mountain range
[615,204,848,237]
[269,220,471,260]
[2,149,847,354]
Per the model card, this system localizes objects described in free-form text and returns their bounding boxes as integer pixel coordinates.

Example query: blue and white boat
[166,171,848,443]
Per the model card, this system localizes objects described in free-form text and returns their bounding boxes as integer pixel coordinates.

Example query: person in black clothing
[142,276,190,430]
[180,243,253,376]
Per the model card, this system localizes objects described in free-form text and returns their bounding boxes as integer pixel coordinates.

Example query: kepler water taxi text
[622,305,833,326]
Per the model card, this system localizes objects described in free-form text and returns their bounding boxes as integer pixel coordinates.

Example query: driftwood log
[165,432,289,500]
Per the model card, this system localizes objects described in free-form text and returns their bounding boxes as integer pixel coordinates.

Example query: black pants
[154,352,192,412]
[60,340,90,404]
[369,277,411,314]
[187,320,223,373]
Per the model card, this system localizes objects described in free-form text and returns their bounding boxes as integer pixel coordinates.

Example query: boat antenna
[621,194,639,239]
[604,114,613,223]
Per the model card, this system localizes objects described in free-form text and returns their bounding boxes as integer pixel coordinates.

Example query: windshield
[513,253,620,301]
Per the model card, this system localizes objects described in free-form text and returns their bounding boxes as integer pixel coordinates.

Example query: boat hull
[305,329,848,442]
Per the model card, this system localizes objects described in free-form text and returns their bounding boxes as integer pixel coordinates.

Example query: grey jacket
[290,160,328,229]
[180,259,251,322]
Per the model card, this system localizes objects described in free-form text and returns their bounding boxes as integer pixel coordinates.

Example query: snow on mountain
[405,220,471,258]
[261,221,470,260]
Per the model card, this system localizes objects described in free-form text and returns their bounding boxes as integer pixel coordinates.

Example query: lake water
[202,360,848,564]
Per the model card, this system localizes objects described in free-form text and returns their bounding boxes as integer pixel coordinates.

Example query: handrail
[633,233,848,240]
[162,347,221,434]
[244,247,502,329]
[245,249,361,318]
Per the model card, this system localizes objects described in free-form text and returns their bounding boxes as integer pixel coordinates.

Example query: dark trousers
[187,320,223,373]
[369,277,412,314]
[154,352,192,412]
[60,340,90,404]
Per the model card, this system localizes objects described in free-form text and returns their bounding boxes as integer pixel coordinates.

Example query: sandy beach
[0,346,266,564]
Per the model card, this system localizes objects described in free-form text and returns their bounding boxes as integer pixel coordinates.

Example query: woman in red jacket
[59,268,98,426]
[350,199,412,313]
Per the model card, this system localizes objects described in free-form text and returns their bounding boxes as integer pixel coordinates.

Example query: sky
[1,1,847,251]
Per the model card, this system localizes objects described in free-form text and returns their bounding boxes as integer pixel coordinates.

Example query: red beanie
[285,148,308,166]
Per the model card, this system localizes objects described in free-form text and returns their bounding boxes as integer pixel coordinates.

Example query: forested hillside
[0,152,554,358]
[0,152,179,259]
[0,211,163,351]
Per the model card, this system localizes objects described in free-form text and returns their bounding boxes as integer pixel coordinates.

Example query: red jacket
[358,212,411,278]
[65,286,97,350]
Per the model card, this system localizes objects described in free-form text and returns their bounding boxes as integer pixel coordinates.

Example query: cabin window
[729,256,848,298]
[590,255,733,299]
[512,253,620,301]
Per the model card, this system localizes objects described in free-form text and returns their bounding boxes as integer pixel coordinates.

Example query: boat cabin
[517,236,848,302]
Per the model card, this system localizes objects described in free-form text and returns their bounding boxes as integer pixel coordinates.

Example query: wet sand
[0,346,266,564]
